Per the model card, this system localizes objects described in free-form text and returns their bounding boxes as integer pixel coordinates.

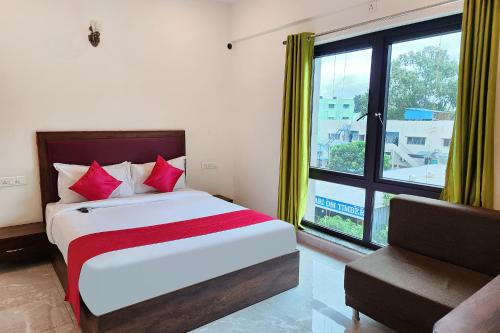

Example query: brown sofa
[344,195,500,333]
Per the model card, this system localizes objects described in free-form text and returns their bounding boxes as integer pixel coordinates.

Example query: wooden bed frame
[36,131,300,333]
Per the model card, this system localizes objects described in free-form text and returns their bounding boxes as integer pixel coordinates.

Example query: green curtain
[278,32,315,229]
[442,0,499,208]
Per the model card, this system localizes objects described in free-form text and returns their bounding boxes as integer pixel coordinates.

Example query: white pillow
[54,161,134,203]
[131,156,186,194]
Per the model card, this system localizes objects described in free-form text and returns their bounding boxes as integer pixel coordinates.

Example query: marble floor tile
[0,262,57,310]
[41,322,81,333]
[193,245,394,333]
[0,288,72,332]
[0,246,394,333]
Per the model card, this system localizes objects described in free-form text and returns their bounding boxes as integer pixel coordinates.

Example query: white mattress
[45,190,297,316]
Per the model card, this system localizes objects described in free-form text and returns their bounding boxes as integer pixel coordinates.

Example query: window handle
[356,112,384,125]
[356,113,368,121]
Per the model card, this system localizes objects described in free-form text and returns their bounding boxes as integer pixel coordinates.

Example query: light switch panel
[0,176,27,187]
[15,176,27,185]
[201,162,217,170]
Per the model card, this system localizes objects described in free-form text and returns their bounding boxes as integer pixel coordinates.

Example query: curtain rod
[281,0,461,45]
[226,2,376,49]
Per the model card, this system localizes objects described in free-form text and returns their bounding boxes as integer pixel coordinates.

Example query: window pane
[381,32,460,187]
[371,191,395,246]
[311,48,372,176]
[305,179,365,239]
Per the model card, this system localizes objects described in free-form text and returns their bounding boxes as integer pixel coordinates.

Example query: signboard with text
[315,196,364,219]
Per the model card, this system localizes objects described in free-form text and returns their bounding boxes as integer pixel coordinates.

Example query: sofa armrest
[433,274,500,333]
[388,195,500,276]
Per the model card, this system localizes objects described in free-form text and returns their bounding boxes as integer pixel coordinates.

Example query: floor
[0,245,394,333]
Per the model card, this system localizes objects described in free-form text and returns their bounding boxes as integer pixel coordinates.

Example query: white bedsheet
[46,190,297,316]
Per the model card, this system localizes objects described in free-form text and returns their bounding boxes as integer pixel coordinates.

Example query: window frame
[303,14,462,249]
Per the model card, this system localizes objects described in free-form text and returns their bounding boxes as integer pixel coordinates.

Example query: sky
[317,31,461,99]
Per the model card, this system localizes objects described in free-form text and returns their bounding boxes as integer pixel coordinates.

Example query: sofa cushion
[345,246,492,332]
[389,195,500,276]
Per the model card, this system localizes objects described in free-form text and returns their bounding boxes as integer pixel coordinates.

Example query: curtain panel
[443,0,499,208]
[278,32,315,229]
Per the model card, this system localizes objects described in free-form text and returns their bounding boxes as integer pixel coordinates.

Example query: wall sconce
[88,22,100,47]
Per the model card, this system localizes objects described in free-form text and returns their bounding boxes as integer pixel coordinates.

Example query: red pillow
[143,155,184,193]
[69,161,122,201]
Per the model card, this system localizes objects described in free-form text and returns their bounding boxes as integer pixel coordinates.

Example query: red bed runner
[65,209,274,324]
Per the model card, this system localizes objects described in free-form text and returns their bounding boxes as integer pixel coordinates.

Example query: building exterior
[318,97,356,121]
[404,108,454,121]
[312,100,454,180]
[307,99,455,243]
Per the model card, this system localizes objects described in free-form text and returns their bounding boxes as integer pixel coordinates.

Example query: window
[407,137,426,145]
[328,104,335,109]
[310,47,372,176]
[305,15,461,248]
[371,191,395,246]
[381,32,459,187]
[349,131,359,141]
[385,132,400,145]
[305,180,365,239]
[328,133,340,140]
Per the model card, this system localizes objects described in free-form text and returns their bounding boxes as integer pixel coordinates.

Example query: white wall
[229,0,500,216]
[0,0,233,227]
[1,0,498,228]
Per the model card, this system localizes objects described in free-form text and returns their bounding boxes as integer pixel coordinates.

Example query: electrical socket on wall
[201,162,217,170]
[0,176,27,187]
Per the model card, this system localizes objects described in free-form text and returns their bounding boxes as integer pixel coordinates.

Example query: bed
[36,131,299,333]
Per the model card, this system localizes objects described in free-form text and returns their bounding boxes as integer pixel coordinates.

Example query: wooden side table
[0,222,49,262]
[213,194,234,203]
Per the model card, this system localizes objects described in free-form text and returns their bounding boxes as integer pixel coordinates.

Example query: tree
[382,193,395,207]
[353,91,369,114]
[387,45,458,120]
[327,141,390,174]
[317,215,363,238]
[352,46,458,120]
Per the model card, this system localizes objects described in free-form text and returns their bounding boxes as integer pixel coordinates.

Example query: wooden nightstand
[213,194,233,203]
[0,222,49,262]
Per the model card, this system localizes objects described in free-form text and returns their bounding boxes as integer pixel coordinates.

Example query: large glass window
[310,48,372,176]
[304,15,462,248]
[371,191,395,246]
[382,32,460,187]
[305,180,365,239]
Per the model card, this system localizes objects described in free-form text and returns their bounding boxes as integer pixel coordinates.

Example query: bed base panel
[50,245,299,333]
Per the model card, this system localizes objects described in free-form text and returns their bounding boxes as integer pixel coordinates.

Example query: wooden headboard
[36,130,185,220]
